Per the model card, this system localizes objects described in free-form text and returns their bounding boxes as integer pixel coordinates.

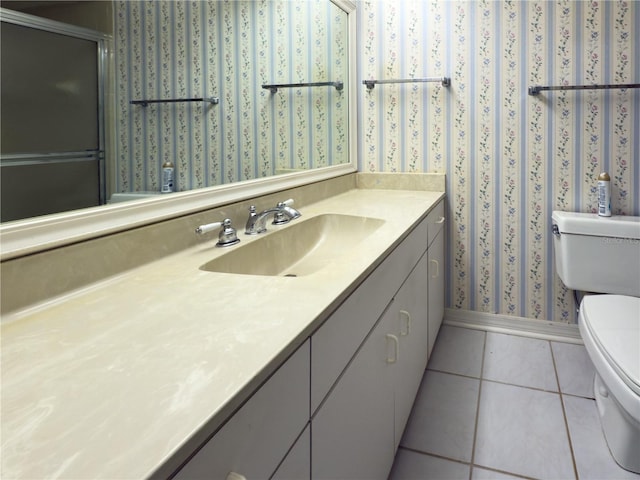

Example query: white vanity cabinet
[172,198,445,480]
[426,201,445,359]
[173,340,310,480]
[310,215,429,414]
[311,301,397,479]
[311,199,445,479]
[311,255,432,479]
[392,253,429,448]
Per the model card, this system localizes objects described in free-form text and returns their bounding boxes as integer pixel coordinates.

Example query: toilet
[552,211,640,473]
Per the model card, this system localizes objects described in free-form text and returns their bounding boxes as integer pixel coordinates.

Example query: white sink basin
[199,213,385,277]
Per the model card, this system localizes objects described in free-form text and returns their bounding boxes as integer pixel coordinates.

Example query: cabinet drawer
[311,217,428,414]
[174,340,310,480]
[426,200,445,247]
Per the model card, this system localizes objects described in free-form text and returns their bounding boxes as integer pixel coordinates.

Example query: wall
[114,0,348,194]
[358,0,639,323]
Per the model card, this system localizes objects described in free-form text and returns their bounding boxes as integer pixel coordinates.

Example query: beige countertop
[1,187,444,479]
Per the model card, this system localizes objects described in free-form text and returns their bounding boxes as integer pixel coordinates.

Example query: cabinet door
[311,215,429,414]
[427,229,445,359]
[393,253,429,448]
[312,304,396,480]
[174,341,310,480]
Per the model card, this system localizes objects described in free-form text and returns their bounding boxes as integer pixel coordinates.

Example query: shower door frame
[0,7,109,218]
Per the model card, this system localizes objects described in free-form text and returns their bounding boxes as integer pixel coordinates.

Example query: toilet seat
[580,294,640,416]
[579,294,640,473]
[581,294,640,395]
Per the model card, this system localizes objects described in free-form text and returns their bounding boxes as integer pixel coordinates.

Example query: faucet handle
[273,199,293,224]
[195,220,223,235]
[195,218,240,247]
[278,198,294,208]
[273,198,301,225]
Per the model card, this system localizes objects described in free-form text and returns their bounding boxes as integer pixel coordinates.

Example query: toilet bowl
[552,211,640,473]
[579,294,640,473]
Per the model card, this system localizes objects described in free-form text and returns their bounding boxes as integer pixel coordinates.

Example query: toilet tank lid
[552,211,640,239]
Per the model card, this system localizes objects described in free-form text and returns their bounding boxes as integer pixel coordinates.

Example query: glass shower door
[0,12,105,222]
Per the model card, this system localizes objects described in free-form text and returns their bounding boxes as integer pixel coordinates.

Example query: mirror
[0,0,356,258]
[114,0,351,196]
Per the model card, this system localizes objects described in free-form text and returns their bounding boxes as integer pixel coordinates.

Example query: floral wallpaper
[114,0,348,193]
[358,0,639,323]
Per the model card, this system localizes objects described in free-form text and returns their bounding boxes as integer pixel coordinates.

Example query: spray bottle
[161,159,175,193]
[597,172,611,217]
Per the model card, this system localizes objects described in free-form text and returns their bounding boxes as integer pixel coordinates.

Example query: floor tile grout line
[479,376,559,395]
[396,445,471,468]
[429,363,583,398]
[468,330,487,480]
[426,366,481,381]
[562,390,595,401]
[396,445,540,480]
[549,340,580,480]
[469,464,540,480]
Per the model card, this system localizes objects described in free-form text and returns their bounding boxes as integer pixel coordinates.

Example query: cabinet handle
[430,259,439,278]
[226,473,247,480]
[386,334,399,364]
[435,216,445,224]
[399,310,411,336]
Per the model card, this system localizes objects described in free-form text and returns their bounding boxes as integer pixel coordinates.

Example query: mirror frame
[0,0,357,261]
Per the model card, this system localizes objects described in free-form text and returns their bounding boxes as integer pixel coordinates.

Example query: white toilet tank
[552,211,640,296]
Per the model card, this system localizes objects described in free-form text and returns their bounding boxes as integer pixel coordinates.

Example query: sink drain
[284,273,297,277]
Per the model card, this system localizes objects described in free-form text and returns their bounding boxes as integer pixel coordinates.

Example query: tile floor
[389,325,640,480]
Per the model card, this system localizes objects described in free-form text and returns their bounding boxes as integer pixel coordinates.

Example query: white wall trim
[444,308,583,344]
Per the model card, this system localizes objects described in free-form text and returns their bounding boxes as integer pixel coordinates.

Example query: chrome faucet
[245,198,301,235]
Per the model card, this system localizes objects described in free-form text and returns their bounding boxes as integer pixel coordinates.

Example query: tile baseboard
[444,308,582,344]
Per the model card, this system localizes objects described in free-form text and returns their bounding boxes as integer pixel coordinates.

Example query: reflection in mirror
[116,0,349,197]
[0,0,350,224]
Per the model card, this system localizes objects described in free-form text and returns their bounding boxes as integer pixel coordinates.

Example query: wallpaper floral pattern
[358,0,639,323]
[114,0,348,193]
